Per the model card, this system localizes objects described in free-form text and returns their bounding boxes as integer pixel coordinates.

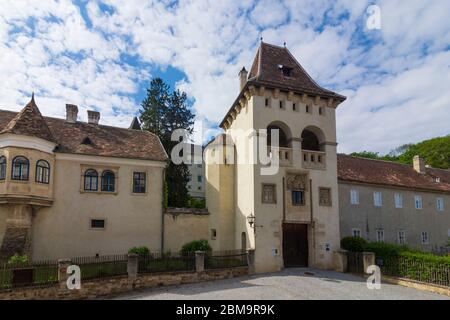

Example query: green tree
[140,78,195,207]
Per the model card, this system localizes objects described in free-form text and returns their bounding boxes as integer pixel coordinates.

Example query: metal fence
[205,250,248,270]
[71,254,129,280]
[378,256,450,287]
[137,251,195,274]
[0,259,58,291]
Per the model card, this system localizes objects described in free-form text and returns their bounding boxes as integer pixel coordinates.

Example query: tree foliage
[350,135,450,169]
[139,78,195,207]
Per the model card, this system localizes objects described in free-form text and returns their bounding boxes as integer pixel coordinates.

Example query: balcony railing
[268,147,292,167]
[302,150,326,170]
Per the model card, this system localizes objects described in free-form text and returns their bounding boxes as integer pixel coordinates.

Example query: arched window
[267,125,289,148]
[35,160,50,184]
[101,170,115,192]
[0,156,6,180]
[12,156,29,181]
[84,169,98,191]
[301,130,321,151]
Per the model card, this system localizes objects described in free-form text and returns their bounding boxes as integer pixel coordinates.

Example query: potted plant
[8,254,34,287]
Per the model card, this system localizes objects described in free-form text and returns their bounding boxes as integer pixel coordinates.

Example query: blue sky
[0,0,449,153]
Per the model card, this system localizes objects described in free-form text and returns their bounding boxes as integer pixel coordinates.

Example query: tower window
[306,105,310,113]
[12,156,29,181]
[279,100,284,109]
[319,107,323,115]
[292,103,296,111]
[265,98,269,107]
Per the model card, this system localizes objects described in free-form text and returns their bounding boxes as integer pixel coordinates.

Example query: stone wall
[0,267,248,300]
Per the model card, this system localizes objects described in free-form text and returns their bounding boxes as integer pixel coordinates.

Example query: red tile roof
[338,154,450,193]
[0,102,168,162]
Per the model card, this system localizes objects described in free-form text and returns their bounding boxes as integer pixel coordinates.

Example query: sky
[0,0,449,154]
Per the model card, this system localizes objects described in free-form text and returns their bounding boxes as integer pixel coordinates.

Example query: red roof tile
[337,154,450,193]
[0,103,167,162]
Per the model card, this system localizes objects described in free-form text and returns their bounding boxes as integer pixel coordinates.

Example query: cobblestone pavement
[115,268,449,300]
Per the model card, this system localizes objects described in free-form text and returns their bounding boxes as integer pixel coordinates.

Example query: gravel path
[114,268,449,300]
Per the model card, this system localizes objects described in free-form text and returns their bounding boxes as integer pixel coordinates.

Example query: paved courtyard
[115,268,449,300]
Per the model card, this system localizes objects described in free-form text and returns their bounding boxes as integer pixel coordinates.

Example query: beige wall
[163,212,209,252]
[339,181,450,251]
[31,154,165,260]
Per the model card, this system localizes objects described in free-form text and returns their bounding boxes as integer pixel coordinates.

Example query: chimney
[239,67,248,91]
[66,104,78,123]
[87,110,100,125]
[413,155,426,174]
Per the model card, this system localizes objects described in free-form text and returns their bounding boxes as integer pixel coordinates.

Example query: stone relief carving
[286,174,307,190]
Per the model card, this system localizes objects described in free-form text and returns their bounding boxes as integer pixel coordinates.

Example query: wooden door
[282,223,308,267]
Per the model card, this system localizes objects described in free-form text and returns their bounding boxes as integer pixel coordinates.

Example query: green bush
[181,239,211,255]
[340,236,367,252]
[8,253,28,265]
[187,197,206,209]
[364,242,411,260]
[128,246,150,256]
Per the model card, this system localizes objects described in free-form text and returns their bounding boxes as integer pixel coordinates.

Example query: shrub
[128,246,150,256]
[364,242,411,260]
[340,236,367,252]
[8,253,28,266]
[187,197,206,209]
[181,239,211,255]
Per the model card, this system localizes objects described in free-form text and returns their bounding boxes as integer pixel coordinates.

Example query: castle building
[0,97,167,260]
[205,42,346,272]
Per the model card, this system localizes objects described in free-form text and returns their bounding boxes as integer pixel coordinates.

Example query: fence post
[362,252,376,274]
[58,259,72,289]
[333,250,348,273]
[247,249,255,274]
[195,251,205,273]
[127,253,138,279]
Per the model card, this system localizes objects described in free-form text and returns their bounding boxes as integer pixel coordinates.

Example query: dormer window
[278,65,293,77]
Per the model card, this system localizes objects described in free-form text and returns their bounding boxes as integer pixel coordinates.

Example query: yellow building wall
[163,212,209,252]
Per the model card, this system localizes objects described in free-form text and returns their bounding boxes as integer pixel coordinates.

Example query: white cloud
[0,0,449,153]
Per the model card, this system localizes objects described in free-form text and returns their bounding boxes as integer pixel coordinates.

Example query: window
[414,195,422,210]
[373,191,382,207]
[394,193,403,208]
[436,198,444,212]
[133,172,146,193]
[265,98,269,107]
[211,229,217,240]
[350,189,359,205]
[398,230,406,245]
[0,156,6,180]
[84,169,98,191]
[279,100,284,109]
[319,107,323,115]
[262,184,276,204]
[421,231,429,245]
[196,164,202,168]
[12,156,29,181]
[35,160,50,184]
[292,103,297,111]
[352,228,361,237]
[197,186,201,190]
[306,105,310,113]
[292,190,305,206]
[101,170,115,192]
[90,219,105,229]
[319,187,332,206]
[281,66,292,77]
[376,229,384,242]
[197,175,203,183]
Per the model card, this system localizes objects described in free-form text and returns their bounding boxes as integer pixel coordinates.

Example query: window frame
[0,156,6,180]
[83,169,99,191]
[35,159,50,184]
[90,218,106,230]
[398,230,406,245]
[436,197,444,212]
[261,183,276,204]
[11,156,29,181]
[291,190,305,206]
[421,231,429,245]
[132,171,147,194]
[373,191,382,207]
[101,170,116,192]
[352,228,361,237]
[414,195,423,210]
[350,189,359,205]
[376,229,385,243]
[394,193,403,209]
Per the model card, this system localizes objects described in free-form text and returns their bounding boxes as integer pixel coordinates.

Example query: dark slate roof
[0,102,168,162]
[0,96,56,143]
[248,42,346,100]
[337,154,450,193]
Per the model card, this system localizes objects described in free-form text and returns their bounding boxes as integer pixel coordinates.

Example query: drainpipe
[310,178,315,266]
[161,166,166,253]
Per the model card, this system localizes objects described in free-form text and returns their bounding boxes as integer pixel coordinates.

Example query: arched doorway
[301,129,321,151]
